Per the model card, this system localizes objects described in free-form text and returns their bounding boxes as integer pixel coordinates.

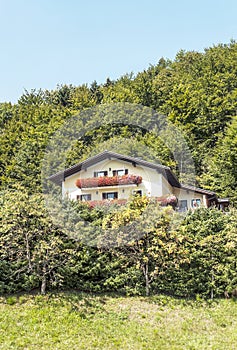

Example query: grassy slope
[1,292,237,350]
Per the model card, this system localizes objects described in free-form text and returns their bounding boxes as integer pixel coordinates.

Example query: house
[48,150,226,211]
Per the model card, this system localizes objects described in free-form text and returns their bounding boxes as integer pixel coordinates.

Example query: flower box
[75,174,142,189]
[156,194,178,208]
[88,199,127,209]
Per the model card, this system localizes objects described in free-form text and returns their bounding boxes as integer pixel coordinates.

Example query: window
[102,192,118,200]
[191,198,201,208]
[133,190,142,196]
[179,200,188,212]
[77,194,92,201]
[94,171,108,177]
[112,169,128,176]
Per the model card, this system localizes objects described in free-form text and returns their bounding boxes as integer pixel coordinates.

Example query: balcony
[75,174,142,189]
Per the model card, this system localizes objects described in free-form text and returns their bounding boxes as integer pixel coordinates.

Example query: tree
[200,116,237,205]
[178,207,237,298]
[0,186,74,293]
[18,89,46,106]
[101,197,185,296]
[90,81,103,104]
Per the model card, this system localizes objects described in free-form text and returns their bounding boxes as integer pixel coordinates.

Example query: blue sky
[1,0,237,103]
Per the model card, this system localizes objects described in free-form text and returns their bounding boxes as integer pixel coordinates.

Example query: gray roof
[179,184,216,196]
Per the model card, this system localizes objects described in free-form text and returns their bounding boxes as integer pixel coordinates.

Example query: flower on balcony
[75,174,142,188]
[156,194,178,208]
[88,199,127,209]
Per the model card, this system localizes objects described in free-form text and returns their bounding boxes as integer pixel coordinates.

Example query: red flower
[156,194,177,207]
[87,199,127,209]
[75,174,142,188]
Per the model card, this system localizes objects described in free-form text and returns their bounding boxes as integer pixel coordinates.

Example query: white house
[48,150,225,211]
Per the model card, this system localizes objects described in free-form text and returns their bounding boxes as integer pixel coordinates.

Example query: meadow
[1,292,237,349]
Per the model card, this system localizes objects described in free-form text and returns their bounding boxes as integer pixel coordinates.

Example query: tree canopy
[1,41,237,202]
[1,41,237,297]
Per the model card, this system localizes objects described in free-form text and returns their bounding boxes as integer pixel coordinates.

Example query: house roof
[179,184,216,196]
[48,150,180,187]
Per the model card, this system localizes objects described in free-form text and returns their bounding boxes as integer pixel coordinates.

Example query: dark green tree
[200,116,237,205]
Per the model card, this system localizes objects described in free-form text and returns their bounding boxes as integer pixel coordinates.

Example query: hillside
[1,41,237,298]
[0,41,237,203]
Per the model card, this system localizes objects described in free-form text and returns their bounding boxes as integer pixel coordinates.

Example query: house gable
[48,150,180,187]
[48,150,222,209]
[62,156,164,200]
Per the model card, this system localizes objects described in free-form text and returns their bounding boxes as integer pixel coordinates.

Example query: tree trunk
[211,270,214,300]
[25,232,32,270]
[145,262,150,296]
[41,265,47,294]
[41,275,46,294]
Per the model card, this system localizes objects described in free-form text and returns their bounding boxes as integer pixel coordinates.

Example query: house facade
[49,151,222,211]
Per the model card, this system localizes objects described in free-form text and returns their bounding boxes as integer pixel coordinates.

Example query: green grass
[1,292,237,349]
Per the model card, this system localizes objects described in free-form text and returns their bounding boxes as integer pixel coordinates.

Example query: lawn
[1,292,237,349]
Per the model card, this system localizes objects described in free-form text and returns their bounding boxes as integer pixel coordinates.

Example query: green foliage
[0,187,75,293]
[1,41,237,193]
[1,40,237,298]
[200,116,237,204]
[1,187,237,297]
[177,207,237,298]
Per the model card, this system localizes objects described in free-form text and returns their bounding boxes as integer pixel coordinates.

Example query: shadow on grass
[2,288,237,314]
[1,289,114,318]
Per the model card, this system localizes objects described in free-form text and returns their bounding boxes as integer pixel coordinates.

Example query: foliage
[200,116,237,205]
[1,41,237,197]
[106,204,185,296]
[177,207,237,298]
[0,186,74,294]
[1,40,237,298]
[1,187,237,297]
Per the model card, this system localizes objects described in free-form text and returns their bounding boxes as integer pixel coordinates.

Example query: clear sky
[1,0,237,103]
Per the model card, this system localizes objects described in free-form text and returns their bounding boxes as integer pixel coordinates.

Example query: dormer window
[112,169,128,176]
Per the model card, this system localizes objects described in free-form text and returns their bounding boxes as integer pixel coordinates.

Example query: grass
[1,292,237,349]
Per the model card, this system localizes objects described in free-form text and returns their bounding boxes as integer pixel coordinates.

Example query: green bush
[1,188,237,298]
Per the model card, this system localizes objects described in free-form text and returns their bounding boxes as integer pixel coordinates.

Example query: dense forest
[1,41,237,297]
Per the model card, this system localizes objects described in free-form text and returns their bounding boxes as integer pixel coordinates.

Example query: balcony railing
[75,174,142,189]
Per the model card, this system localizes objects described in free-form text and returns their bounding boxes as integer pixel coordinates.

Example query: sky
[0,0,237,103]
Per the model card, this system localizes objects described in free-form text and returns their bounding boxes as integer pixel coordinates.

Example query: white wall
[173,187,207,209]
[64,158,163,200]
[63,158,209,208]
[162,176,174,195]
